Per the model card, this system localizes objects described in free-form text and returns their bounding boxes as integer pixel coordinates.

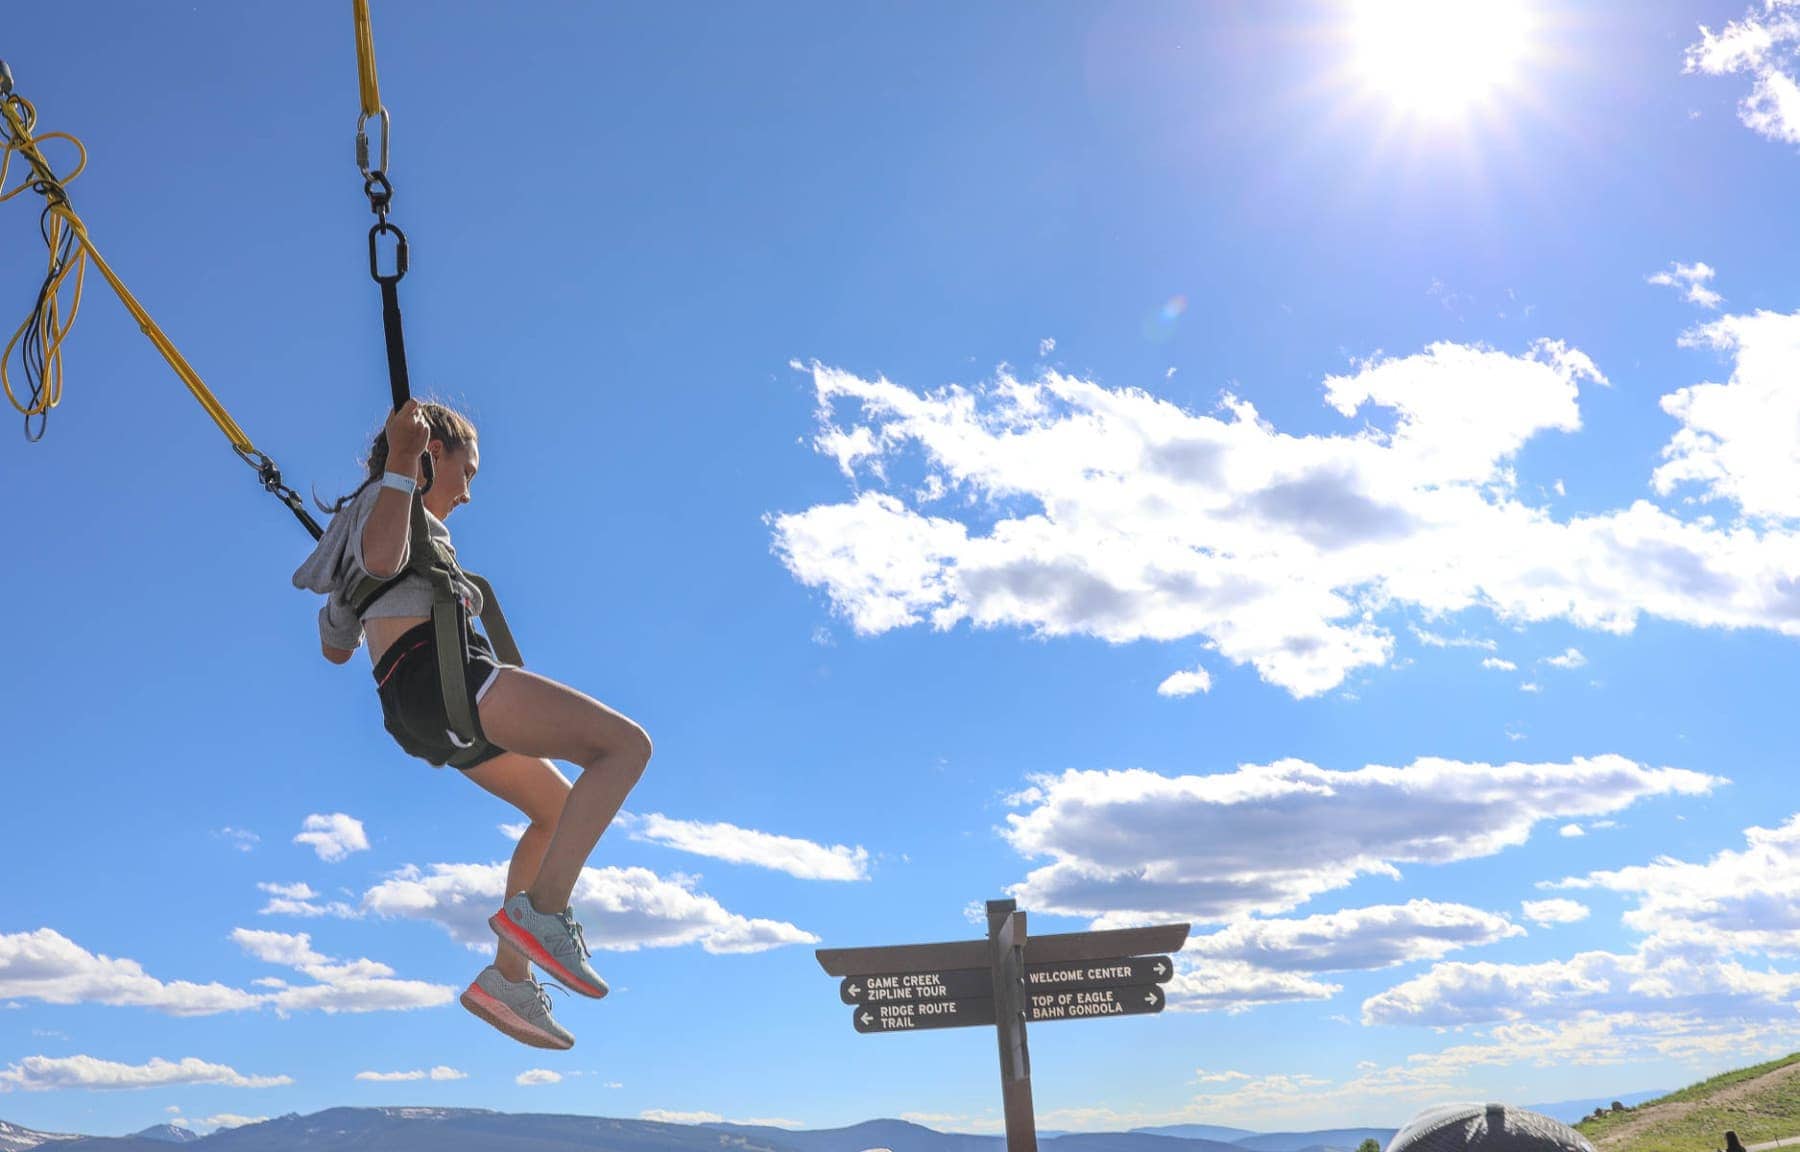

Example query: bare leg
[463,751,574,980]
[476,667,652,913]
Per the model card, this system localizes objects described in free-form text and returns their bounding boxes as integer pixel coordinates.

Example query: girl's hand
[385,399,431,470]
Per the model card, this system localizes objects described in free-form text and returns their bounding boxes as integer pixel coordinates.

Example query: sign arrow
[1024,983,1164,1023]
[1020,955,1176,993]
[841,968,992,1004]
[852,996,998,1033]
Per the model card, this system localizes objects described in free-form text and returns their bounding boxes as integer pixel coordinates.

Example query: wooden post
[988,899,1037,1152]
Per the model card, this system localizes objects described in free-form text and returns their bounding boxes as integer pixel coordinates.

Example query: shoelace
[530,977,562,1018]
[555,909,591,959]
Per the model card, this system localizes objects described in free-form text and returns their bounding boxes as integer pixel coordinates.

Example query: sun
[1346,0,1538,123]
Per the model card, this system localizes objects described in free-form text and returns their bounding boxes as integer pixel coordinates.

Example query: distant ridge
[1231,1131,1396,1152]
[0,1101,1731,1152]
[1522,1094,1666,1128]
[0,1119,82,1152]
[1577,1052,1800,1152]
[1131,1128,1260,1144]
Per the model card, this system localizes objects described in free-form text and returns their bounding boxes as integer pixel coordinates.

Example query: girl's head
[324,401,481,517]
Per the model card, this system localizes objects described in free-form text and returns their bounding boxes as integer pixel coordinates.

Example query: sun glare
[1347,0,1537,123]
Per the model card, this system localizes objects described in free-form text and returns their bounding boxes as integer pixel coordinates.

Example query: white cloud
[1185,1012,1800,1128]
[1686,3,1800,145]
[1522,898,1590,926]
[197,1115,268,1132]
[0,929,261,1016]
[363,861,819,954]
[1647,262,1723,309]
[230,929,453,1015]
[354,1066,466,1082]
[256,882,357,920]
[1481,657,1516,671]
[1039,338,1056,356]
[1164,961,1342,1014]
[1162,901,1524,1016]
[294,814,369,863]
[772,346,1800,700]
[213,828,259,852]
[1655,309,1800,520]
[1560,824,1585,838]
[641,1109,726,1123]
[1520,682,1542,694]
[499,823,528,842]
[1412,628,1496,650]
[1365,820,1800,1030]
[1363,948,1800,1027]
[1184,900,1524,973]
[1002,755,1718,923]
[1561,813,1800,955]
[625,813,870,881]
[1156,666,1213,697]
[0,1055,291,1092]
[1543,647,1588,669]
[517,1069,562,1087]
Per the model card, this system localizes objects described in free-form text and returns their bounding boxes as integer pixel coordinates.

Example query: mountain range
[0,1096,1667,1152]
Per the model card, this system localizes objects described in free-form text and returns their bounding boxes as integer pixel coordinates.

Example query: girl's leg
[462,751,573,981]
[475,667,652,914]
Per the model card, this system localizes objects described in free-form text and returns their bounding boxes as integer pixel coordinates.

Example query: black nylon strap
[379,276,409,412]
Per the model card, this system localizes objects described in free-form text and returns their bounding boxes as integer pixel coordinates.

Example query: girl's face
[424,440,479,519]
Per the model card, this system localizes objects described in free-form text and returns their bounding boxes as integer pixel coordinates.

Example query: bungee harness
[343,0,523,769]
[0,4,523,768]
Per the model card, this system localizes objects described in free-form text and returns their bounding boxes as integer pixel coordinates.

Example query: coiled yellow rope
[0,82,255,454]
[0,91,88,435]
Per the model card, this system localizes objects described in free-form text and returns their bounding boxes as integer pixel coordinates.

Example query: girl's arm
[361,401,432,579]
[360,482,416,579]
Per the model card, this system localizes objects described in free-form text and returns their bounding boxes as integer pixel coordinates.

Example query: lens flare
[1347,0,1537,122]
[1143,295,1188,343]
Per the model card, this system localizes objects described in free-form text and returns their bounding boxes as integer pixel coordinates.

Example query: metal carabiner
[355,105,391,180]
[368,219,409,285]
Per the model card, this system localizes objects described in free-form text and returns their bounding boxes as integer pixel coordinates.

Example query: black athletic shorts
[372,619,510,770]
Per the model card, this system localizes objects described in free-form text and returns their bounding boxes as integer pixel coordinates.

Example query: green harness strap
[349,495,523,769]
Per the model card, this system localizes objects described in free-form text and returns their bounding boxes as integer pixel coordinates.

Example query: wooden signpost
[817,899,1190,1152]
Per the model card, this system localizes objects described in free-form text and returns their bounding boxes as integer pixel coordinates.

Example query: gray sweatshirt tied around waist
[291,481,484,652]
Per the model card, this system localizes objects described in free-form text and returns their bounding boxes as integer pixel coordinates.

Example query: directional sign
[1024,982,1164,1022]
[841,968,991,1005]
[851,984,1168,1033]
[1022,955,1173,993]
[818,922,1189,977]
[853,996,998,1033]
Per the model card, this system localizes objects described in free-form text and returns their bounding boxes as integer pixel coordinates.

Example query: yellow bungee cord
[0,60,320,533]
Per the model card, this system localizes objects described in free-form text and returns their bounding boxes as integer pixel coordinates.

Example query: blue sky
[5,0,1800,1138]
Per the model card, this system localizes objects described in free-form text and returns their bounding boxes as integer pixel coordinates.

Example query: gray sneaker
[459,965,574,1050]
[488,893,609,999]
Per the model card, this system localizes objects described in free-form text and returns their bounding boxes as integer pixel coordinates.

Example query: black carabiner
[368,219,409,286]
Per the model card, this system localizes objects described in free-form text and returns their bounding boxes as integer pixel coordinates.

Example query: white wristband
[380,471,417,495]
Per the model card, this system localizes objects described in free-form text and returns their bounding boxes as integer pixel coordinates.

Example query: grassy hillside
[1576,1052,1800,1152]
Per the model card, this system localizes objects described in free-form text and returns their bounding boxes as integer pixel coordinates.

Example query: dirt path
[1591,1060,1800,1150]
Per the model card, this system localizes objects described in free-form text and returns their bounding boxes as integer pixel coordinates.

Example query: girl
[293,399,652,1050]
